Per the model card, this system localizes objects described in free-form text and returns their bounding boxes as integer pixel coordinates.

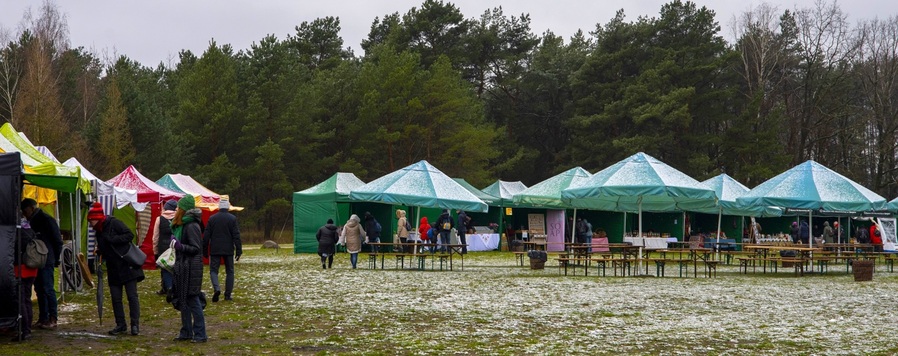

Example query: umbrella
[736,160,888,248]
[96,254,103,325]
[562,152,717,265]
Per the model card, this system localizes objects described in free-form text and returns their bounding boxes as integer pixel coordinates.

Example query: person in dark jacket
[316,219,339,269]
[363,211,381,253]
[437,210,453,252]
[790,222,800,244]
[799,220,810,245]
[171,195,207,343]
[456,210,468,254]
[203,199,242,302]
[89,202,145,336]
[20,198,63,330]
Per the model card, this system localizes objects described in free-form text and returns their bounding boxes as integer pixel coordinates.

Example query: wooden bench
[367,253,379,269]
[737,257,764,274]
[702,260,720,278]
[884,254,898,272]
[555,257,591,276]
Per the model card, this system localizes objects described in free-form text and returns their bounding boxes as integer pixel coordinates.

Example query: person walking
[316,219,339,269]
[203,199,242,302]
[20,198,62,330]
[418,216,430,253]
[456,210,468,254]
[338,214,366,269]
[822,221,834,244]
[171,196,207,343]
[437,210,453,252]
[153,200,178,295]
[89,202,144,336]
[12,221,38,342]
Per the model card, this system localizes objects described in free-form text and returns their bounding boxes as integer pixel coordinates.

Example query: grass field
[2,246,897,355]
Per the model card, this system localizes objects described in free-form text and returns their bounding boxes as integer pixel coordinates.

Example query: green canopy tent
[736,160,888,248]
[452,178,503,249]
[513,167,593,251]
[562,152,717,263]
[349,161,487,251]
[482,180,527,207]
[887,197,898,212]
[293,173,365,253]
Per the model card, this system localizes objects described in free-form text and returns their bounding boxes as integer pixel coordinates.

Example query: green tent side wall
[294,198,339,253]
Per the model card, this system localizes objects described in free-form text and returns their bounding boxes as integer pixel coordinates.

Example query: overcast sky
[0,0,894,67]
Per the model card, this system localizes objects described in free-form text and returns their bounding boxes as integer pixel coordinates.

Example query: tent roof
[107,165,183,203]
[157,173,220,205]
[514,167,592,208]
[0,123,90,193]
[63,157,139,208]
[452,178,499,205]
[349,160,487,212]
[294,172,366,202]
[681,174,781,217]
[481,180,527,206]
[736,160,887,212]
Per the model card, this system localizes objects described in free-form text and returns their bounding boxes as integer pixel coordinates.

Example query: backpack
[373,220,382,234]
[404,219,412,232]
[25,237,49,269]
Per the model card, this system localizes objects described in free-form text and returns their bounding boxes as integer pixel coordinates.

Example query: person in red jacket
[870,224,883,252]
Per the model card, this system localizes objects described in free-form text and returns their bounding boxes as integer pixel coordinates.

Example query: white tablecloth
[623,237,670,250]
[466,233,500,251]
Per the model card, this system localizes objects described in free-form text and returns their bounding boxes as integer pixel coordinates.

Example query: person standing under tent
[396,209,411,253]
[170,195,207,343]
[90,202,145,336]
[316,219,339,269]
[418,216,430,253]
[790,222,800,244]
[822,221,834,244]
[363,212,381,253]
[437,210,453,253]
[871,224,882,252]
[20,198,62,330]
[799,220,810,244]
[833,222,843,244]
[456,210,468,254]
[203,199,242,302]
[338,214,365,269]
[153,200,178,295]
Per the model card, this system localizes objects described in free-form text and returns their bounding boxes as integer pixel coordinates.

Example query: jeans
[369,238,380,253]
[440,232,450,252]
[178,294,206,341]
[161,268,173,291]
[109,280,140,327]
[584,235,592,253]
[458,232,467,254]
[209,255,235,297]
[35,266,57,322]
[350,253,358,269]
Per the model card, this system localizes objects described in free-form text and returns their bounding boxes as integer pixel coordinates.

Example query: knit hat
[219,199,230,210]
[163,200,178,211]
[792,222,798,227]
[87,202,105,221]
[178,195,195,211]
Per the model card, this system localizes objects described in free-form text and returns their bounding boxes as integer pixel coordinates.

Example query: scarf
[171,213,198,240]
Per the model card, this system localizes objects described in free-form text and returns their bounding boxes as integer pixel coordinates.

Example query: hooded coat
[339,214,366,253]
[316,222,339,256]
[418,217,430,241]
[96,216,145,286]
[172,209,204,310]
[822,222,834,244]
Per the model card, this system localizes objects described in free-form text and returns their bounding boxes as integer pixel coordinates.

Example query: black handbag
[120,243,147,267]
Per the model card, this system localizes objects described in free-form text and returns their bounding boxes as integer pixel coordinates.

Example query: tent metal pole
[571,209,578,252]
[637,197,643,269]
[716,208,722,260]
[809,211,813,249]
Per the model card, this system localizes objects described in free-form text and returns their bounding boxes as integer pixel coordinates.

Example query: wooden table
[742,245,823,275]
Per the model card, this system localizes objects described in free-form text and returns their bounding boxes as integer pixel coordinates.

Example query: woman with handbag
[170,195,207,342]
[89,202,144,336]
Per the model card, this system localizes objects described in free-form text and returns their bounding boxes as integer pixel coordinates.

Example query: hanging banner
[877,218,897,252]
[546,210,565,252]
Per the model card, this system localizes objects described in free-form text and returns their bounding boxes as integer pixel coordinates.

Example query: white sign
[528,214,546,235]
[878,218,897,252]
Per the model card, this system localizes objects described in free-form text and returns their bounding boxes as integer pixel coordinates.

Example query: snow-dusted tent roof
[481,180,527,206]
[107,165,183,203]
[63,157,140,209]
[157,173,220,205]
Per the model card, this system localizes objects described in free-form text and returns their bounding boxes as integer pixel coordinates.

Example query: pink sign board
[546,210,565,252]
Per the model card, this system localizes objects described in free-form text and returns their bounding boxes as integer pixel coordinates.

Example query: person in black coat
[89,202,144,336]
[20,198,63,330]
[363,211,381,253]
[316,219,339,269]
[456,210,468,254]
[171,196,207,342]
[203,199,242,302]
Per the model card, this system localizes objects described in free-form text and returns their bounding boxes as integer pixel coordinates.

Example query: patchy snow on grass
[240,251,898,355]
